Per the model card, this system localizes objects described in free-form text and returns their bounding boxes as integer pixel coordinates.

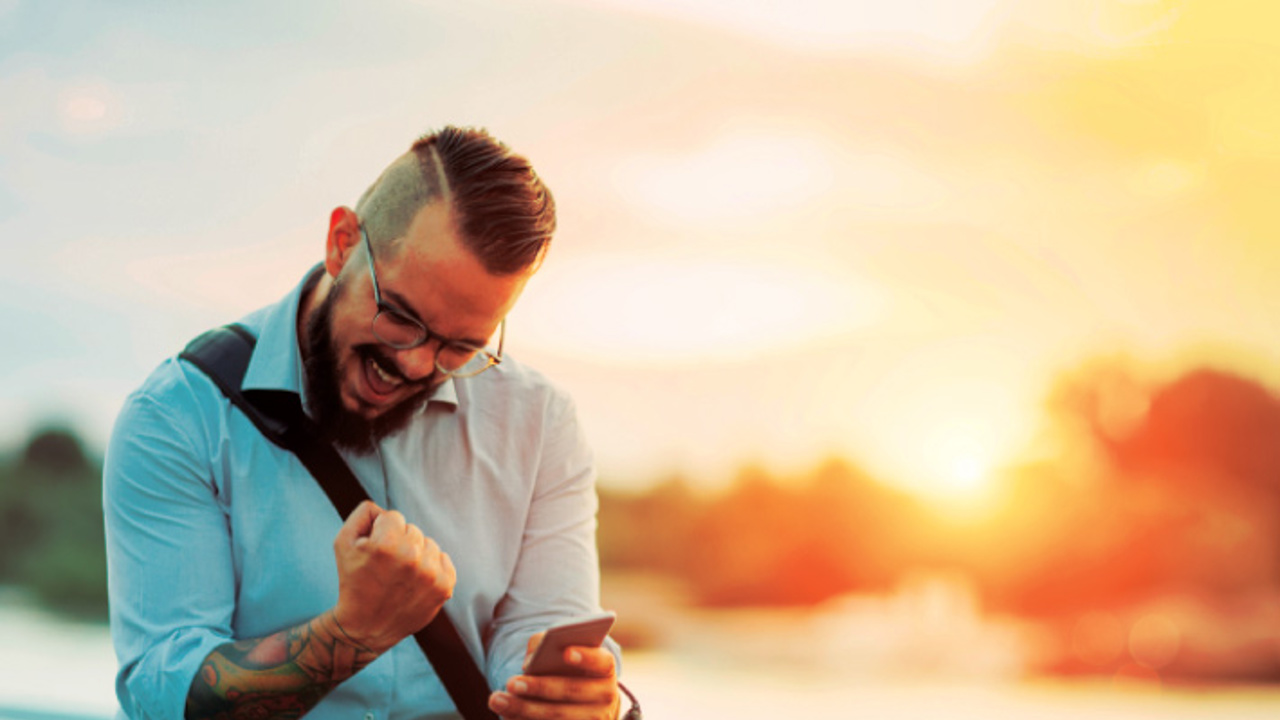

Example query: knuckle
[575,679,611,705]
[435,573,455,597]
[398,544,421,566]
[526,702,559,720]
[561,682,588,704]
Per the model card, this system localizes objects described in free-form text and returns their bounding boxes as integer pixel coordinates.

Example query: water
[4,594,1280,720]
[624,651,1280,719]
[0,597,115,720]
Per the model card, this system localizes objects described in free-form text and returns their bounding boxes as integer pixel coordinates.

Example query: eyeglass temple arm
[492,319,505,364]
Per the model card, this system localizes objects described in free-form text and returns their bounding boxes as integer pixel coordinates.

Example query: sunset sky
[4,0,1280,500]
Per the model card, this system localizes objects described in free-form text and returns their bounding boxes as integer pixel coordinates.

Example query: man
[104,126,623,720]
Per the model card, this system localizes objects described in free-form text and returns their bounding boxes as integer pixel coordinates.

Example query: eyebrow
[381,287,489,348]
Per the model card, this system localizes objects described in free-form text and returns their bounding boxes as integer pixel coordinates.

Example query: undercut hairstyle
[354,126,556,276]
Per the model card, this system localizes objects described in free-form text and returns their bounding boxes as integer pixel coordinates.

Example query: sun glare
[946,450,988,493]
[896,432,1011,512]
[840,339,1037,510]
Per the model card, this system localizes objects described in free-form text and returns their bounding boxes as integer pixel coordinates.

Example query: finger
[420,535,442,557]
[439,550,457,587]
[369,509,407,543]
[561,645,616,679]
[335,500,383,545]
[400,524,426,561]
[491,690,585,720]
[506,674,616,705]
[404,523,426,547]
[491,687,617,720]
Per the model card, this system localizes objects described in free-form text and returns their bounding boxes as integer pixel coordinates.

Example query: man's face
[303,200,528,452]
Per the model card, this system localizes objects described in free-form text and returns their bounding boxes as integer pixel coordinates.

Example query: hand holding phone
[523,611,616,677]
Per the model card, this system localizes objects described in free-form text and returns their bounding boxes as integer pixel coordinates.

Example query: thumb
[336,500,383,546]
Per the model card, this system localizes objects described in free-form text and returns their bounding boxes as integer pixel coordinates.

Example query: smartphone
[523,611,617,677]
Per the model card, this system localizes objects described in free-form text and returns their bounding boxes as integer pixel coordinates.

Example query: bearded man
[104,126,624,720]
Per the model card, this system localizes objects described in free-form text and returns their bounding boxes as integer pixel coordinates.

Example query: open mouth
[361,349,406,399]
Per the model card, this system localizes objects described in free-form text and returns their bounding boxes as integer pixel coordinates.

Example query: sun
[882,426,1008,512]
[945,451,988,493]
[936,446,992,497]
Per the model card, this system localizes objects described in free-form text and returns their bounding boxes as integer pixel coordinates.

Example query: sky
[4,0,1280,498]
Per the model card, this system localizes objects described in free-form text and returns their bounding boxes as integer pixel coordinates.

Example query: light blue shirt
[104,266,617,720]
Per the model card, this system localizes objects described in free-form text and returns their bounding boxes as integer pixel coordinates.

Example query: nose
[392,339,441,383]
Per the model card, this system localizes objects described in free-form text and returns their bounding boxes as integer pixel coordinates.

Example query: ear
[325,206,361,278]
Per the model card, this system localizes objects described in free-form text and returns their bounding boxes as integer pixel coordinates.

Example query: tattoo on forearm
[185,611,379,720]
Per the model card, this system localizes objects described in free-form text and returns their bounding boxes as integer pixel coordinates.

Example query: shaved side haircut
[354,125,556,276]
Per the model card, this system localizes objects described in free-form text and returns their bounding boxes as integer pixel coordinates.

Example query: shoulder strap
[180,324,499,720]
[179,325,289,444]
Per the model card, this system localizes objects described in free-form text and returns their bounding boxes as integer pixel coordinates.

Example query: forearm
[185,610,379,720]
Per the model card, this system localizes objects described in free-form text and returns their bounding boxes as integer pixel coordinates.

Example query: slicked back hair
[356,126,556,277]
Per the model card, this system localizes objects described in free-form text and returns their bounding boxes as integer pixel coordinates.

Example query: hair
[354,125,556,276]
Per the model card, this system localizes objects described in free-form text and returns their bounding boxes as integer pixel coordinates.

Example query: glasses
[360,223,504,379]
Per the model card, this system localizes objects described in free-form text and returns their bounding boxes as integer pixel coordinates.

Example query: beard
[301,281,437,454]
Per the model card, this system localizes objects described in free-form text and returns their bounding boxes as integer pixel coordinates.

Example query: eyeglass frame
[359,222,505,379]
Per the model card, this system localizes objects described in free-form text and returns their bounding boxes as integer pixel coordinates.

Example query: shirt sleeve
[483,390,622,689]
[103,367,238,720]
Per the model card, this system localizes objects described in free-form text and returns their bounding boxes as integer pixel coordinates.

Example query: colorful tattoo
[185,611,379,720]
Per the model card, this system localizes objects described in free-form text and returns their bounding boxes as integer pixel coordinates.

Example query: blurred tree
[598,458,945,607]
[0,424,107,618]
[598,474,703,575]
[989,361,1280,617]
[1112,368,1280,486]
[21,427,92,477]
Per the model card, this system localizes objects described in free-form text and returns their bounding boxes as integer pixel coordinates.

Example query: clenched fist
[331,500,457,654]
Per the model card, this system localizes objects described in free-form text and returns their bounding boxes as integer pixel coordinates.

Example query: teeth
[369,357,402,387]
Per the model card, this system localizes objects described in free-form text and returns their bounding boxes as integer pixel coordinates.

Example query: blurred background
[5,0,1280,717]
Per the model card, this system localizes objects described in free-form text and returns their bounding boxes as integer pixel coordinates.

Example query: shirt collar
[240,264,458,410]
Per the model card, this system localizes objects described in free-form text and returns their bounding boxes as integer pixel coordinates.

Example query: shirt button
[363,713,375,720]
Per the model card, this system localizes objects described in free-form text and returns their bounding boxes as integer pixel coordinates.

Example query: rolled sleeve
[484,392,621,688]
[104,371,237,720]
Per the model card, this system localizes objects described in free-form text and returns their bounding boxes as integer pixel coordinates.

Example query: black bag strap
[180,324,499,720]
